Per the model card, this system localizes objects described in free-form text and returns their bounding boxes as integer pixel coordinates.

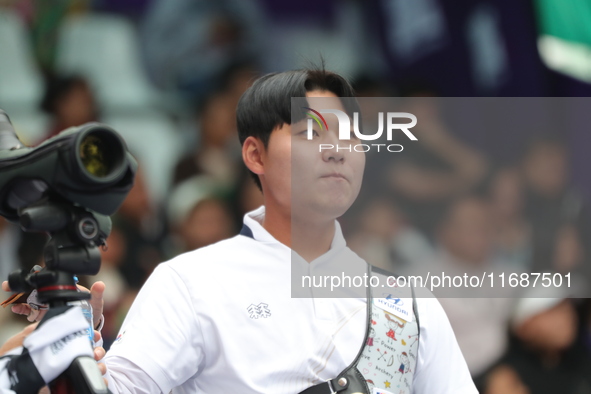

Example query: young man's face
[261,90,365,223]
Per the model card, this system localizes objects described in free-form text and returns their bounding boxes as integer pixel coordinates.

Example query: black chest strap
[299,265,373,394]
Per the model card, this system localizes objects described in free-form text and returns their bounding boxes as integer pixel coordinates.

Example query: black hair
[40,74,90,114]
[236,68,357,190]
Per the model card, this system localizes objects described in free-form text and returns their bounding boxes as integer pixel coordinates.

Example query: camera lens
[80,134,110,178]
[75,125,126,185]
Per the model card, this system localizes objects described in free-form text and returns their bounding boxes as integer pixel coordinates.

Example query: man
[0,69,473,393]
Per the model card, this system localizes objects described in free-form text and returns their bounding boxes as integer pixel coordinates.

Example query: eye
[298,129,319,138]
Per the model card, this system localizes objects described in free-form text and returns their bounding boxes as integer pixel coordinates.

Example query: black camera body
[0,108,138,281]
[0,111,137,220]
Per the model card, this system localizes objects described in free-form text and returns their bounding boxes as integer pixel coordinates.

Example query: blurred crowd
[343,97,591,393]
[0,0,591,393]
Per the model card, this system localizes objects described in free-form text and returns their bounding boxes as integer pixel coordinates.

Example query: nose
[321,131,345,162]
[322,146,345,163]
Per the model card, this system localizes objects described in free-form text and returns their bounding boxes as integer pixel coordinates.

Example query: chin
[318,199,355,219]
[292,200,348,221]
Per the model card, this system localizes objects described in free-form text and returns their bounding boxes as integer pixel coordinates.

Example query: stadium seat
[104,112,183,204]
[55,13,159,112]
[0,8,44,113]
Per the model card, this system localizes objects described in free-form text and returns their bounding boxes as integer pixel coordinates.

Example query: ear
[242,136,265,177]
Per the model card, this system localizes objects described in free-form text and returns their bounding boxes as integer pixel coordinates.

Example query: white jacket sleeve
[104,263,206,393]
[103,357,161,394]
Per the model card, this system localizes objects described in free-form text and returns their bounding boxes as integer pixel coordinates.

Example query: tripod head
[8,200,111,306]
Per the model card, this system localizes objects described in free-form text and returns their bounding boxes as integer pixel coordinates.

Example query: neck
[292,216,336,262]
[262,205,336,262]
[261,205,291,247]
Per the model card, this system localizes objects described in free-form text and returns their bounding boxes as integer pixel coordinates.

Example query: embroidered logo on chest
[247,303,271,319]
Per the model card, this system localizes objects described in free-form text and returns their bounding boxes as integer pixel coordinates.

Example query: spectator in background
[488,167,532,270]
[483,289,591,394]
[173,63,258,188]
[39,75,99,143]
[94,226,134,350]
[369,90,489,239]
[521,137,590,290]
[431,195,515,379]
[140,0,263,101]
[166,176,236,256]
[112,167,165,290]
[482,365,530,394]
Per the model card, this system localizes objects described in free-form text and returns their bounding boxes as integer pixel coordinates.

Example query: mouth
[321,173,347,181]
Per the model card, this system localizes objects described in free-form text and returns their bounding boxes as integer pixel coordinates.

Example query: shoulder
[408,286,448,325]
[165,234,256,271]
[156,233,283,292]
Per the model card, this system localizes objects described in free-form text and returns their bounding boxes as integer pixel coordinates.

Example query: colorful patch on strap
[356,283,419,394]
[373,296,413,323]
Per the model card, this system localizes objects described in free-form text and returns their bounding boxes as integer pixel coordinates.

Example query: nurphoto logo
[304,107,418,153]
